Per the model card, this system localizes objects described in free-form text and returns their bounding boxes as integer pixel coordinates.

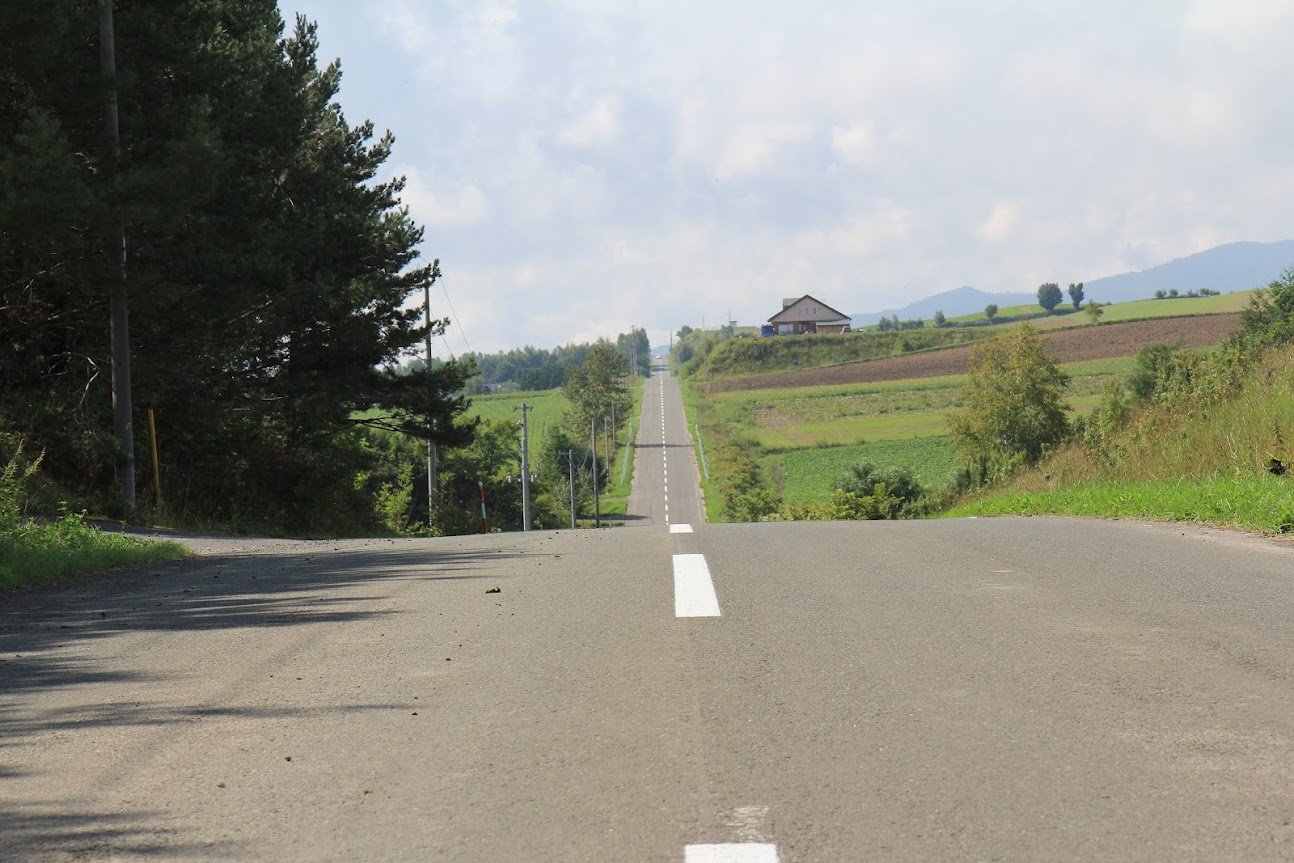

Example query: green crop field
[763,437,956,504]
[467,389,569,455]
[944,290,1254,330]
[682,352,1145,517]
[703,355,1134,450]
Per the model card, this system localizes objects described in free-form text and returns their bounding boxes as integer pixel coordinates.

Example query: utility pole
[423,259,441,528]
[515,402,532,531]
[100,0,134,509]
[565,449,576,529]
[591,418,600,528]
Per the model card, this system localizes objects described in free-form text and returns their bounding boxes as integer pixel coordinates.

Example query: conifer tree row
[0,1,474,532]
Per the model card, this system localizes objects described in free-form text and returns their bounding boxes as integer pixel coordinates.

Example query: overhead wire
[438,274,473,356]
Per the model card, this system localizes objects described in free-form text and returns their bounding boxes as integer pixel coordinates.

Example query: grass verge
[945,474,1294,534]
[1,515,189,591]
[599,378,646,522]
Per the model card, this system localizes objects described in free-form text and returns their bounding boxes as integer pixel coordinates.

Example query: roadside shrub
[946,324,1070,483]
[1240,268,1294,347]
[1127,343,1181,401]
[1083,382,1131,460]
[712,436,782,521]
[836,461,924,507]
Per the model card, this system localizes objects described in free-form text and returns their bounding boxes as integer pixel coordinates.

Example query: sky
[282,0,1294,356]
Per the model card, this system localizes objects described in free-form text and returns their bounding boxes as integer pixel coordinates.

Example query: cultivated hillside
[701,315,1242,393]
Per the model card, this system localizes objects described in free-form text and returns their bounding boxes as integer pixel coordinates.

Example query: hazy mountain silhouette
[852,240,1294,327]
[1084,240,1294,302]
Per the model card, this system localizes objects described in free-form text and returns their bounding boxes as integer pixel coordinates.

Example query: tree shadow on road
[0,537,533,859]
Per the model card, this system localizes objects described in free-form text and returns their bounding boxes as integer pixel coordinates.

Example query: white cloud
[558,97,620,148]
[398,167,489,228]
[976,203,1020,244]
[298,0,1294,351]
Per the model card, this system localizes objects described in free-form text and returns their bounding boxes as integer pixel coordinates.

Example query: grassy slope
[467,389,569,458]
[1,518,188,591]
[765,437,956,504]
[707,356,1134,450]
[948,290,1254,329]
[948,342,1294,533]
[683,298,1254,521]
[725,292,1256,384]
[470,384,645,522]
[600,378,646,519]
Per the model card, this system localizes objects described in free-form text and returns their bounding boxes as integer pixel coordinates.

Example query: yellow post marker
[147,407,162,506]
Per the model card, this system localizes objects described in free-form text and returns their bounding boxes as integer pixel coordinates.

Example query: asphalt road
[6,515,1294,861]
[626,359,706,527]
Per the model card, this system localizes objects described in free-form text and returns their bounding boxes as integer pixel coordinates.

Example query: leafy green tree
[1085,301,1104,323]
[616,327,652,377]
[1037,282,1064,313]
[984,304,999,321]
[933,310,946,327]
[946,324,1071,480]
[1068,282,1085,310]
[563,341,632,443]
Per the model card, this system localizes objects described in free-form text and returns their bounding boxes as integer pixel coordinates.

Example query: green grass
[704,355,1131,450]
[943,291,1253,328]
[765,437,956,504]
[467,389,570,457]
[679,380,725,523]
[600,379,646,521]
[945,474,1294,534]
[1088,291,1253,323]
[1,516,189,591]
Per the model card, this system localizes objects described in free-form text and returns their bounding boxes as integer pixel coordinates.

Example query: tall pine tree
[0,1,474,531]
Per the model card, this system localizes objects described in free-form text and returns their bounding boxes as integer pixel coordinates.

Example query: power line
[439,276,473,355]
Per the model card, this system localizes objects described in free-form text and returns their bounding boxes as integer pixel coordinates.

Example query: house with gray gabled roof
[766,295,852,335]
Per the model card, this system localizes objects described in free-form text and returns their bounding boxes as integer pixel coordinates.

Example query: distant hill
[852,286,1035,327]
[852,240,1294,327]
[1084,240,1294,303]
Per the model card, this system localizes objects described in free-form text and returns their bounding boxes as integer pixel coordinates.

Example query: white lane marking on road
[670,523,693,533]
[726,806,770,841]
[684,845,779,862]
[673,553,720,617]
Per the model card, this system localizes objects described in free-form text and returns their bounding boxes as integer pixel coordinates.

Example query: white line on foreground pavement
[670,523,693,533]
[673,554,720,617]
[685,844,779,862]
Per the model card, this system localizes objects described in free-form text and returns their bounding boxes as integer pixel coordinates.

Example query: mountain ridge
[852,240,1294,326]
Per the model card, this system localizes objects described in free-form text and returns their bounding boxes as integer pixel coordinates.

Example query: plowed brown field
[700,314,1243,393]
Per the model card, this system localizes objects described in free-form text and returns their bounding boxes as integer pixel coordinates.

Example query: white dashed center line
[684,844,779,862]
[673,553,720,617]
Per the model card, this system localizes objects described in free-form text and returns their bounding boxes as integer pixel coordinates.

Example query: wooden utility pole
[423,259,441,527]
[565,449,576,529]
[515,402,532,531]
[100,0,134,509]
[591,418,600,528]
